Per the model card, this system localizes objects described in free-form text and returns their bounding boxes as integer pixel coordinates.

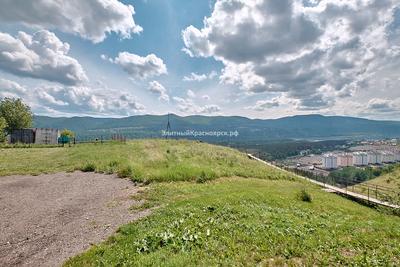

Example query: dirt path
[0,172,149,267]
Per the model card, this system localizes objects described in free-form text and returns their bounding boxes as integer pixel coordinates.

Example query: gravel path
[0,172,149,267]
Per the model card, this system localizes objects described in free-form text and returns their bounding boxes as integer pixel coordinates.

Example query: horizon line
[33,113,400,122]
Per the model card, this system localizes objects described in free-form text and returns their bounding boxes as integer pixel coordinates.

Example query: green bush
[118,166,133,178]
[104,160,120,174]
[196,171,215,183]
[0,117,7,143]
[298,189,312,202]
[81,162,96,172]
[109,160,119,167]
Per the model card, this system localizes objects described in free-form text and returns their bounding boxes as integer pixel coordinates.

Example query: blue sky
[0,0,399,120]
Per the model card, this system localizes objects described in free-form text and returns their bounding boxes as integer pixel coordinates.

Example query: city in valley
[283,139,400,177]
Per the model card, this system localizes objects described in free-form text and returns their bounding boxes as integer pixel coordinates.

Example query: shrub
[109,160,119,167]
[102,160,120,174]
[297,189,312,202]
[196,171,215,184]
[118,166,133,178]
[81,162,96,172]
[132,168,144,181]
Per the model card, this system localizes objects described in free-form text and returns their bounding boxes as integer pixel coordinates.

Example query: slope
[361,164,400,190]
[2,140,399,266]
[0,139,288,182]
[66,178,400,266]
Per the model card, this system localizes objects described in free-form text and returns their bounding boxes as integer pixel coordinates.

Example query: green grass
[65,178,400,266]
[3,139,400,265]
[361,164,400,190]
[346,164,400,204]
[0,139,290,182]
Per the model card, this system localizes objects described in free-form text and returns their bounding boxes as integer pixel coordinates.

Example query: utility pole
[165,113,171,139]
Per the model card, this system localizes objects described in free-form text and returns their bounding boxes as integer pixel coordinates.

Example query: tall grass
[0,139,294,183]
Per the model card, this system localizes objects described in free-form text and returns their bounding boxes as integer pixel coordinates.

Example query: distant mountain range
[33,114,400,142]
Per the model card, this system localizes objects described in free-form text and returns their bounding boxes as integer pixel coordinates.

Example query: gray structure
[10,129,35,144]
[34,128,60,145]
[9,128,60,145]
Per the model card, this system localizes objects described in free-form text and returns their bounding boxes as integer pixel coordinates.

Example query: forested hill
[33,114,400,141]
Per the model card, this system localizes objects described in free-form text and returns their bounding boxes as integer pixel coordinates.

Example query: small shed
[10,129,35,144]
[9,128,60,145]
[34,128,60,145]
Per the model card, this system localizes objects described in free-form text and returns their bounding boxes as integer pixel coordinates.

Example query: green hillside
[33,114,400,141]
[361,164,400,189]
[0,140,288,182]
[352,164,400,201]
[66,178,400,266]
[340,165,400,204]
[1,140,400,266]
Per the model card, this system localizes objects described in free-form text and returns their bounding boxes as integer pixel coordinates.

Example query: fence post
[367,187,370,203]
[375,185,378,200]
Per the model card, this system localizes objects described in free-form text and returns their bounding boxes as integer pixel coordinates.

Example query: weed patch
[196,170,216,183]
[297,189,312,202]
[117,166,133,178]
[81,162,96,172]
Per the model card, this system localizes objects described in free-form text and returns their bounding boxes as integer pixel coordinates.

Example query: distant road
[247,154,400,209]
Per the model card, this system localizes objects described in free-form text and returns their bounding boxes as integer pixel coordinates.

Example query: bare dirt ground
[0,172,149,267]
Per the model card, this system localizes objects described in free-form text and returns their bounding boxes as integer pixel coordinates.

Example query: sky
[0,0,399,120]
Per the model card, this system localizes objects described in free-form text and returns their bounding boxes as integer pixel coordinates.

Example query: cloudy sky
[0,0,399,120]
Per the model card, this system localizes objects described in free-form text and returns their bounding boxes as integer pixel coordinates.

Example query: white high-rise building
[322,154,338,169]
[382,152,395,163]
[394,151,400,162]
[337,153,353,167]
[367,151,383,165]
[353,152,368,166]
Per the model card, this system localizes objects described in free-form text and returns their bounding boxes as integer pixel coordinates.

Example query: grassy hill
[65,178,400,266]
[360,164,400,190]
[33,114,400,141]
[1,140,400,265]
[348,164,400,203]
[0,140,288,182]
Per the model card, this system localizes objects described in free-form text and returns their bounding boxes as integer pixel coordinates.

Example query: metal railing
[285,166,400,207]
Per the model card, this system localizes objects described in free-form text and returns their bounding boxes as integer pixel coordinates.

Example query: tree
[0,117,7,142]
[59,129,75,146]
[0,98,33,134]
[60,129,75,139]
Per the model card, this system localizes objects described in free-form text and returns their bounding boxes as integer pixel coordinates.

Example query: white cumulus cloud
[183,71,217,82]
[0,30,88,85]
[173,96,221,114]
[187,89,196,98]
[148,81,169,102]
[0,0,142,43]
[0,78,26,94]
[366,98,400,113]
[182,0,400,110]
[112,52,167,80]
[34,85,145,115]
[249,98,281,111]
